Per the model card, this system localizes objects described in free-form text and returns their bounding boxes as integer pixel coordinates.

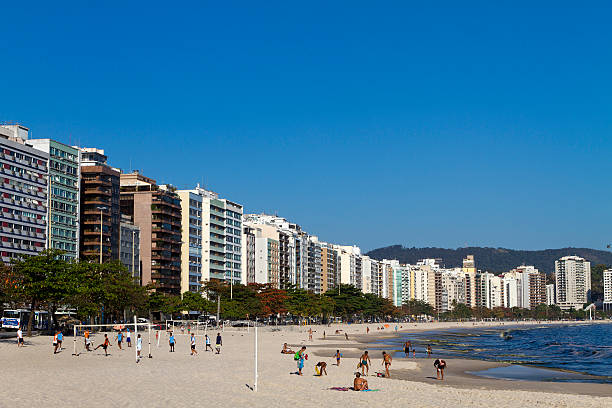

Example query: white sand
[1,321,610,407]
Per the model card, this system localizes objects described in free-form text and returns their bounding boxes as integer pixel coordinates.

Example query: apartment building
[462,255,477,307]
[120,172,181,295]
[241,225,256,284]
[603,269,612,311]
[27,139,80,260]
[79,148,120,262]
[177,190,203,294]
[555,256,591,310]
[0,124,48,262]
[119,215,140,281]
[321,243,339,293]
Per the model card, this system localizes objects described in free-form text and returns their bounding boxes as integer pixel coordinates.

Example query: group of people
[168,331,222,355]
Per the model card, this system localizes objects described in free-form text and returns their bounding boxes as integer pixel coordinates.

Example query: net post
[148,322,152,358]
[72,325,77,356]
[254,325,258,392]
[134,315,138,363]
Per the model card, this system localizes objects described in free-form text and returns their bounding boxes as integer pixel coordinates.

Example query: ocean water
[389,323,612,382]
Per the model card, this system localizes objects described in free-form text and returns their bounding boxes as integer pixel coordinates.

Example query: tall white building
[555,256,591,310]
[546,283,555,306]
[603,269,612,311]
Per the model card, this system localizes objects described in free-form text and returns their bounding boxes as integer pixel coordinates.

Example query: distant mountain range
[365,245,612,274]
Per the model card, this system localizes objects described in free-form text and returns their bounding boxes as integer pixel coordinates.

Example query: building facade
[120,172,182,295]
[27,139,80,260]
[555,255,591,310]
[177,190,203,294]
[119,215,140,282]
[79,148,120,262]
[0,125,48,262]
[603,269,612,311]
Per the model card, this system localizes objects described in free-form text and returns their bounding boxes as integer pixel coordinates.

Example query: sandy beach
[0,321,610,407]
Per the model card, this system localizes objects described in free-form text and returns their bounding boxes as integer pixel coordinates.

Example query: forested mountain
[365,245,612,274]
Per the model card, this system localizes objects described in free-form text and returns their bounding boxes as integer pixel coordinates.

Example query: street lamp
[96,206,107,264]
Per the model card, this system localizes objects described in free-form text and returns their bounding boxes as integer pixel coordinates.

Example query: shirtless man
[308,328,313,341]
[353,372,368,391]
[359,351,371,375]
[404,341,411,357]
[382,351,392,378]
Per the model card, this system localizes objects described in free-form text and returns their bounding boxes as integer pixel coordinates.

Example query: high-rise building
[503,266,546,309]
[603,269,612,311]
[462,255,477,307]
[27,139,80,260]
[241,225,256,284]
[321,243,338,293]
[79,148,120,262]
[475,272,503,309]
[120,172,182,295]
[254,235,279,287]
[555,256,591,310]
[119,215,140,282]
[546,283,555,306]
[177,190,203,294]
[0,124,48,262]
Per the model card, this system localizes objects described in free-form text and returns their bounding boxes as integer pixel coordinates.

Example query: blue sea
[388,323,612,382]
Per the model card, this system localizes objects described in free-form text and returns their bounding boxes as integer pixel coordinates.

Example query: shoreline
[307,320,612,397]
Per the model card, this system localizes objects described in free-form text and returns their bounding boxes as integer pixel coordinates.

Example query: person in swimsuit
[353,372,368,391]
[334,350,342,366]
[427,344,432,356]
[359,351,371,375]
[382,351,392,378]
[404,341,411,357]
[434,359,447,380]
[315,361,327,376]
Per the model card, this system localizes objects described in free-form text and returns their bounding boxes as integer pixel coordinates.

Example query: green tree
[451,302,472,319]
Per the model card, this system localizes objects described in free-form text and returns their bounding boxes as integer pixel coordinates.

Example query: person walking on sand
[136,334,142,362]
[94,334,111,356]
[190,333,198,355]
[296,346,306,376]
[169,332,176,352]
[434,359,446,380]
[334,350,342,366]
[215,332,222,354]
[382,351,392,378]
[17,328,24,347]
[205,334,213,352]
[359,351,371,375]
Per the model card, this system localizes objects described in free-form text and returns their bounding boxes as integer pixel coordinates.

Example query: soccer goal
[72,318,153,360]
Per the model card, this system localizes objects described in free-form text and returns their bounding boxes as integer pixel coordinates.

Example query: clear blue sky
[2,1,611,251]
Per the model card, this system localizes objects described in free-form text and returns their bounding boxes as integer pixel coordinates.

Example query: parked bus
[1,309,51,330]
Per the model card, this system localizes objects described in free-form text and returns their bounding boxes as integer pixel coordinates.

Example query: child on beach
[296,346,306,376]
[334,350,342,366]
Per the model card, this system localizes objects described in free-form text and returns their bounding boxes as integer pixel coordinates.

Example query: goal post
[71,321,152,357]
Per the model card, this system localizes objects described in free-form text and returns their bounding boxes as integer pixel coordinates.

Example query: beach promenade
[0,321,610,407]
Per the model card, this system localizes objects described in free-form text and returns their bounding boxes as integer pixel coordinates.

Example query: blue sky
[2,1,611,251]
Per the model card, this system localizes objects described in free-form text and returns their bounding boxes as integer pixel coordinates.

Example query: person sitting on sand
[382,351,392,378]
[353,372,368,391]
[359,351,371,375]
[434,359,446,380]
[281,343,295,354]
[315,361,327,376]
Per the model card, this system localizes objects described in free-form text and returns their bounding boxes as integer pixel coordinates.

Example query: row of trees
[2,251,607,336]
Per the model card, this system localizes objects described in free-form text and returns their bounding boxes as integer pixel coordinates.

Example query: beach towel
[329,387,351,391]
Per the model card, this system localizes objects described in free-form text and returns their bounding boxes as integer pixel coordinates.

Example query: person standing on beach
[434,359,446,380]
[359,351,371,375]
[205,334,213,352]
[215,332,222,354]
[126,328,132,348]
[296,346,306,376]
[57,331,63,350]
[84,330,92,351]
[136,334,142,362]
[17,328,24,347]
[190,333,197,355]
[53,331,60,354]
[382,351,392,378]
[334,350,342,366]
[117,330,123,350]
[169,332,176,352]
[366,327,370,334]
[308,327,313,341]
